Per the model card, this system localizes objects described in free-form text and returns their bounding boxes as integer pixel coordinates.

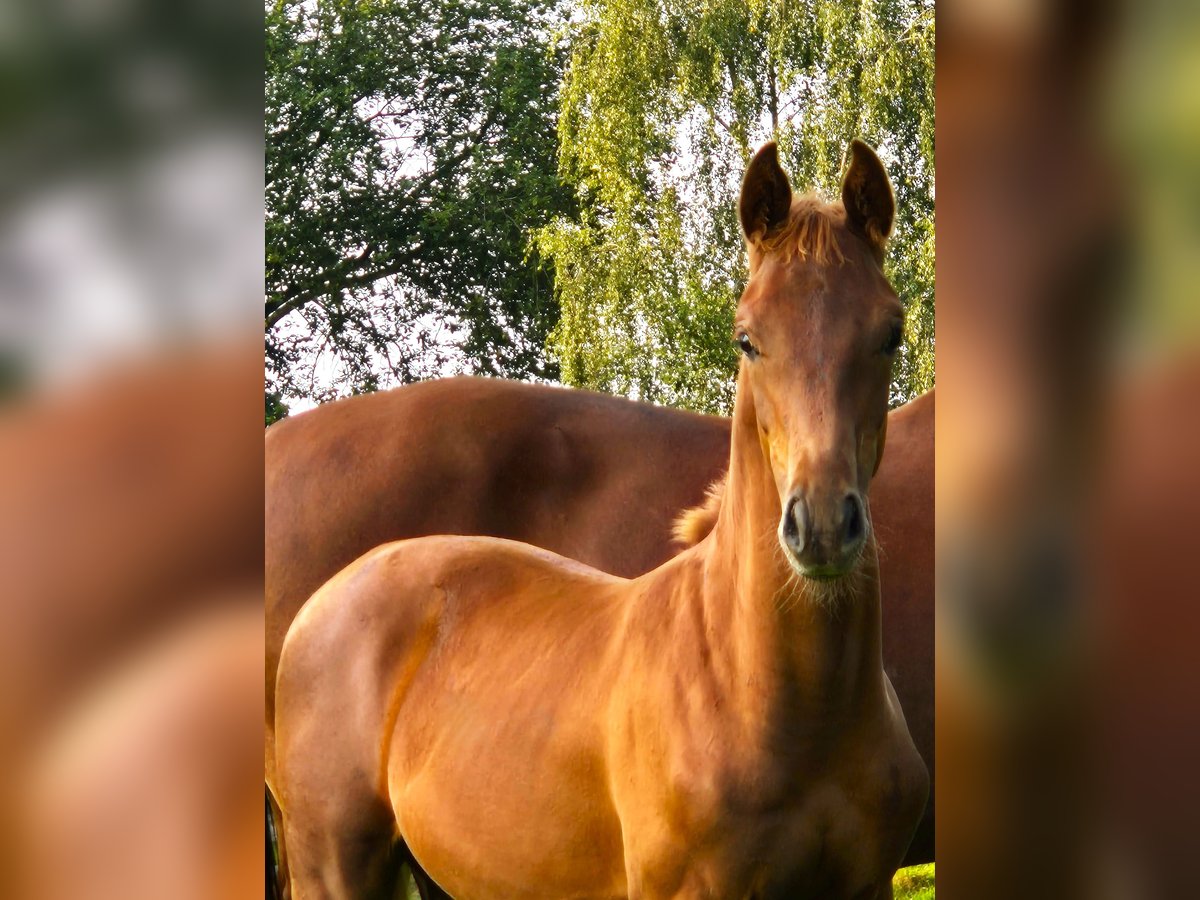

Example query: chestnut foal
[275,141,927,899]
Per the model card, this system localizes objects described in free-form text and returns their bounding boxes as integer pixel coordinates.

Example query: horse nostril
[843,494,864,547]
[782,496,806,553]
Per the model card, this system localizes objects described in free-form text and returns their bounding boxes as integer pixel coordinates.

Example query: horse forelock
[749,194,846,269]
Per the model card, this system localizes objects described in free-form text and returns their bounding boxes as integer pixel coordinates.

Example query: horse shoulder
[274,540,459,806]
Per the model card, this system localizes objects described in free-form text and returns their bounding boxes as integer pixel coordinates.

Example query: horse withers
[274,140,927,899]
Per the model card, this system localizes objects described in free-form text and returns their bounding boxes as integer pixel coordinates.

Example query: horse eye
[737,333,757,358]
[882,322,903,355]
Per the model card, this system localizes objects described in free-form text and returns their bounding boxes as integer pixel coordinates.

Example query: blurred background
[0,0,1197,897]
[0,0,263,898]
[937,0,1200,897]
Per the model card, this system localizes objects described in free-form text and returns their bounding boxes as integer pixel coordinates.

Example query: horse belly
[389,733,626,899]
[384,637,627,900]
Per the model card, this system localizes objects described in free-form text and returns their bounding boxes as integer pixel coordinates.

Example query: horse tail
[672,477,726,546]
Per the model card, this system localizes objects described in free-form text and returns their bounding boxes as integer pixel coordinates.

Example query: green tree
[266,390,289,427]
[266,0,574,407]
[534,0,934,413]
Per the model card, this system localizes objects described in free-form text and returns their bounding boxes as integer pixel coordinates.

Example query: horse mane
[672,478,727,546]
[750,194,846,266]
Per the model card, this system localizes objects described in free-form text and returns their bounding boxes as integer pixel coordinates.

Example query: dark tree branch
[767,59,779,134]
[267,105,502,329]
[266,242,377,328]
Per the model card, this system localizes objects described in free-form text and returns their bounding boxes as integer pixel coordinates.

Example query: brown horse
[263,361,934,894]
[264,379,732,711]
[264,380,735,897]
[275,140,928,899]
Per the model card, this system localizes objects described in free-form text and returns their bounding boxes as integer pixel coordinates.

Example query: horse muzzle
[779,490,867,579]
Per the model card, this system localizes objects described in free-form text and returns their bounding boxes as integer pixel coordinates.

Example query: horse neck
[701,368,883,716]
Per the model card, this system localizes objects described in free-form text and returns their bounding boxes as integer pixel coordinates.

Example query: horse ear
[739,142,792,243]
[841,139,895,262]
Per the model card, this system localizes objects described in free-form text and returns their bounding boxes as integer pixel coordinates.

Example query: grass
[894,863,935,899]
[400,864,935,899]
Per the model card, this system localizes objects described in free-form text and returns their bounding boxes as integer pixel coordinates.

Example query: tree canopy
[534,0,934,414]
[266,0,934,421]
[265,0,572,418]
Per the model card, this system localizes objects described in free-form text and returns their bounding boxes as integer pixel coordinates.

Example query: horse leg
[281,813,401,900]
[399,842,452,900]
[276,772,400,900]
[267,791,281,900]
[851,881,894,900]
[267,787,292,900]
[410,870,451,900]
